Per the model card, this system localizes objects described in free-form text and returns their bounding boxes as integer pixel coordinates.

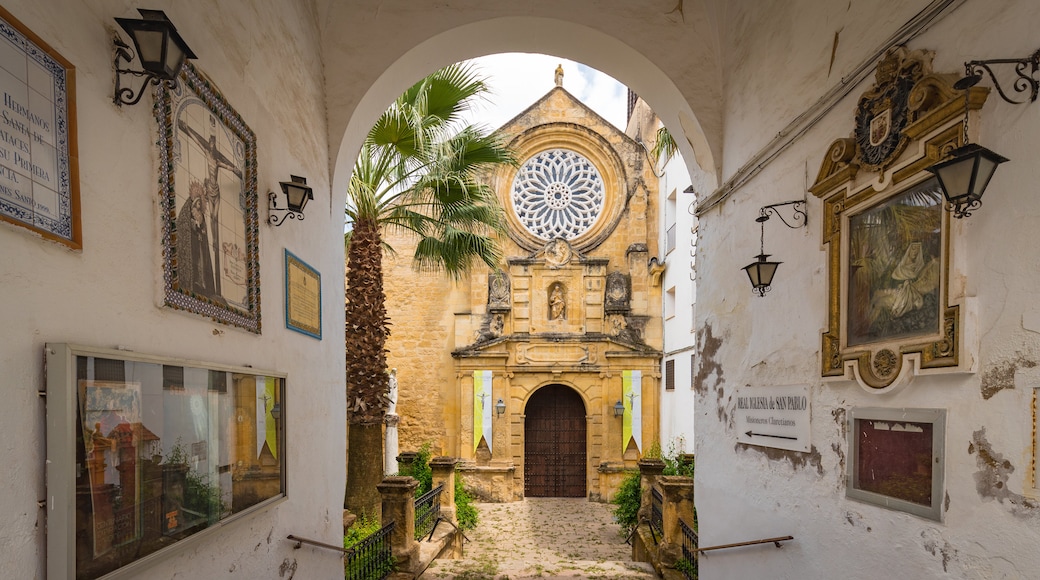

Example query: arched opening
[327,16,722,217]
[524,384,587,498]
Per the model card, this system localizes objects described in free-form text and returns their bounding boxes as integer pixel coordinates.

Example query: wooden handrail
[696,535,793,553]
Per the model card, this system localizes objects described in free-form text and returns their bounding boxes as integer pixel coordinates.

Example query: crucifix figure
[176,114,243,303]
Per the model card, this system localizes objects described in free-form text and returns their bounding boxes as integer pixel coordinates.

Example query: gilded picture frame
[156,62,260,333]
[810,47,983,390]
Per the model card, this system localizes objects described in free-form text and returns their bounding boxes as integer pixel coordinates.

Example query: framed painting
[810,47,981,391]
[284,249,321,339]
[0,6,80,248]
[156,62,260,333]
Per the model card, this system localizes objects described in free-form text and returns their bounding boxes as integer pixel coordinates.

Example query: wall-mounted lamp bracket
[269,175,314,226]
[757,198,807,229]
[112,9,196,107]
[955,48,1040,105]
[113,38,175,107]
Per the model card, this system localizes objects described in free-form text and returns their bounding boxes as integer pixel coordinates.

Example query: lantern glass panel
[134,29,165,70]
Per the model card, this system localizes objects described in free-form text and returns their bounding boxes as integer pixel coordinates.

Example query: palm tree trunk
[344,217,390,514]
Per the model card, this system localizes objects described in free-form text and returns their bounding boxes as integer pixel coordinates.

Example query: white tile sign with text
[0,14,76,245]
[735,384,811,452]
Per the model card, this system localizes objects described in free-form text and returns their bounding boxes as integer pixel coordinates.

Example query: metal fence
[345,520,395,580]
[678,518,699,580]
[650,486,664,542]
[414,483,444,540]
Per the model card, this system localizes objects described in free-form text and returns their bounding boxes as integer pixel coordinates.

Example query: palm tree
[344,63,515,516]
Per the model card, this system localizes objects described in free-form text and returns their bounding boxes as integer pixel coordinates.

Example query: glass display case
[46,344,286,579]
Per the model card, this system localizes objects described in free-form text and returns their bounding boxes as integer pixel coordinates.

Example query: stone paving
[421,498,657,580]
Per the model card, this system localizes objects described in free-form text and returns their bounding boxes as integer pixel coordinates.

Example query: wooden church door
[524,385,587,497]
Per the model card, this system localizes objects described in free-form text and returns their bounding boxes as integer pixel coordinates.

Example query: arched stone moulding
[809,47,981,393]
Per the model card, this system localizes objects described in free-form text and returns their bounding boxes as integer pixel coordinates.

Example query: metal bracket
[757,199,807,229]
[956,48,1040,105]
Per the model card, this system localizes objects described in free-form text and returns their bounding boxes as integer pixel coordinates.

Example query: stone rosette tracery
[511,148,605,241]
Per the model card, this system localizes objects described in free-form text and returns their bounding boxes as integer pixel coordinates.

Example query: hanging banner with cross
[622,370,642,454]
[473,370,493,455]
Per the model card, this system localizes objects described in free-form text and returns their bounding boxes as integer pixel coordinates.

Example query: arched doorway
[524,384,587,497]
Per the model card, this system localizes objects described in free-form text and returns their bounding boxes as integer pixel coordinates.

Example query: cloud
[461,53,627,132]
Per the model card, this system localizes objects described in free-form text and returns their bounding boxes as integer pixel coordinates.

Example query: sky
[461,53,628,132]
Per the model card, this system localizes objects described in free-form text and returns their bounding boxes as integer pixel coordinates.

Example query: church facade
[384,81,663,502]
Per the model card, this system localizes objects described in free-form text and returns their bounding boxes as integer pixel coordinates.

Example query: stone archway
[325,14,723,217]
[524,384,587,497]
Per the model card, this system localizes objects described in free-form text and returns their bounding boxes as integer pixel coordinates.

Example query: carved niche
[604,271,631,313]
[488,270,511,313]
[810,46,983,392]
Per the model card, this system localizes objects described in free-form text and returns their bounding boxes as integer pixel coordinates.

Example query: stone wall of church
[384,87,663,500]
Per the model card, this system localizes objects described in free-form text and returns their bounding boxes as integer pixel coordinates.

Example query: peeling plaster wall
[693,0,1040,578]
[0,1,344,578]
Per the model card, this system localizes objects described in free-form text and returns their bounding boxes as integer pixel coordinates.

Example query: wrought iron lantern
[613,400,625,418]
[113,9,196,106]
[741,200,805,297]
[926,48,1039,218]
[927,144,1008,218]
[269,175,314,226]
[495,398,506,418]
[271,402,281,421]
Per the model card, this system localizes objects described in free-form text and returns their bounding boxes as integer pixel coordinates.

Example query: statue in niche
[549,283,566,320]
[488,270,510,309]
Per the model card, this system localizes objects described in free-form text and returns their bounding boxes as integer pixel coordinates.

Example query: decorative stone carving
[604,271,631,313]
[488,270,511,312]
[541,238,573,269]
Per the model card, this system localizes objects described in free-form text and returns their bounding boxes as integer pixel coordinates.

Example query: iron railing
[650,487,664,542]
[678,518,699,580]
[345,521,395,580]
[414,483,443,540]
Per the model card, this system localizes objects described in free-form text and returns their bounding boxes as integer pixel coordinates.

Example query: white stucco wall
[693,1,1040,578]
[0,1,345,578]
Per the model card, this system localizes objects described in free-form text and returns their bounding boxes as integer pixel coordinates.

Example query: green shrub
[403,442,434,496]
[611,469,641,537]
[343,512,383,549]
[454,476,478,530]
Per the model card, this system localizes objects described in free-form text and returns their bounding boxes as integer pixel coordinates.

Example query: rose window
[511,149,605,240]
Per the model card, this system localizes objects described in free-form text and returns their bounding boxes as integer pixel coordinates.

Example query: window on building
[665,359,675,391]
[846,407,945,521]
[665,286,676,319]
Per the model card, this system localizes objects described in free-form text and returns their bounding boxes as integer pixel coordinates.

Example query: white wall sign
[735,384,811,452]
[0,9,79,247]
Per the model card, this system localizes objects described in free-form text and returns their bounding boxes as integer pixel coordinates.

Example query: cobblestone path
[421,498,657,579]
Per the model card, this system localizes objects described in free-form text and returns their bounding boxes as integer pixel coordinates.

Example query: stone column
[377,476,419,575]
[429,456,457,524]
[657,476,695,569]
[637,458,665,523]
[384,414,400,475]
